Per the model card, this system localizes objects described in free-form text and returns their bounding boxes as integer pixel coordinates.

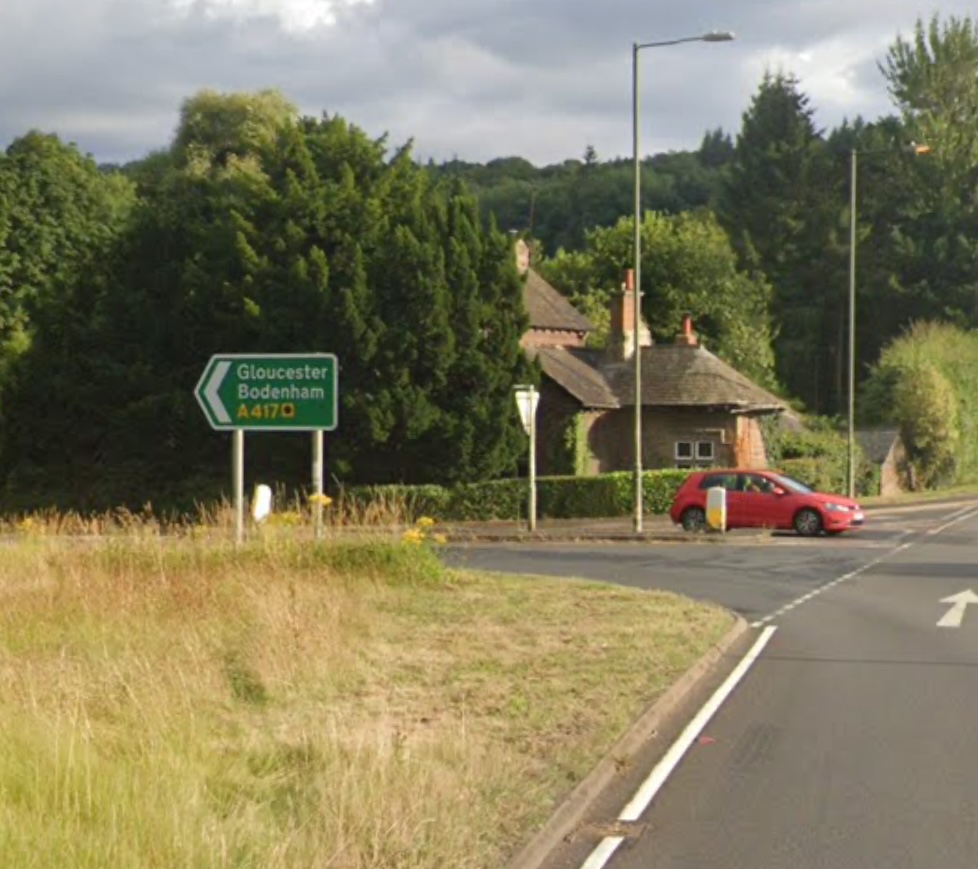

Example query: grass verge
[0,531,733,868]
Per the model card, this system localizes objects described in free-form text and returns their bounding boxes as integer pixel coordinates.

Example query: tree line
[0,92,532,511]
[1,13,977,511]
[434,14,978,424]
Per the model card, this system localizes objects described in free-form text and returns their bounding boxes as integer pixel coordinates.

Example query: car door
[717,473,747,528]
[738,472,779,528]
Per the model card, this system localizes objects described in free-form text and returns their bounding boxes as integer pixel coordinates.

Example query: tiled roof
[523,269,593,333]
[536,344,786,413]
[604,344,786,410]
[533,348,619,409]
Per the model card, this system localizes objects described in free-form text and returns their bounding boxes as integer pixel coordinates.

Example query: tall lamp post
[846,141,930,498]
[632,30,735,532]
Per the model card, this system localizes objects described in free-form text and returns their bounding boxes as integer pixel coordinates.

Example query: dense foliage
[444,14,978,426]
[347,469,690,522]
[2,13,978,510]
[0,92,532,511]
[428,138,732,255]
[864,321,978,487]
[540,210,777,387]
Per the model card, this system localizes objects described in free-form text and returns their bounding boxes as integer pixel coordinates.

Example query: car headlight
[824,503,850,512]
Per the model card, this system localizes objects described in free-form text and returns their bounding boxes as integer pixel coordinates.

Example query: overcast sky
[0,1,967,167]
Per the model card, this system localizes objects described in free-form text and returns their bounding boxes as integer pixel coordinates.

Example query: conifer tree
[0,92,532,509]
[719,72,838,412]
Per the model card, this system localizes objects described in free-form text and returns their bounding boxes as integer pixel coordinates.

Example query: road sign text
[196,353,338,431]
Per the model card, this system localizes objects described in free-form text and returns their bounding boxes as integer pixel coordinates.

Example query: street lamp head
[701,30,735,42]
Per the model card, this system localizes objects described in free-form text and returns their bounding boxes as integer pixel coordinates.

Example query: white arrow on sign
[202,360,232,424]
[937,589,978,628]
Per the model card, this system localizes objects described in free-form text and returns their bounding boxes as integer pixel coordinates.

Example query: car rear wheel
[793,508,823,537]
[681,506,707,532]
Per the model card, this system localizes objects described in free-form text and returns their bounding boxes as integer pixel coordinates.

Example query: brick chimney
[608,268,652,360]
[676,313,698,346]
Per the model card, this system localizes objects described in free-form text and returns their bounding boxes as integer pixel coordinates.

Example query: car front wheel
[793,508,823,537]
[681,506,707,532]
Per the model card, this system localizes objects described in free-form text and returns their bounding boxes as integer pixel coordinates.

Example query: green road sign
[195,353,338,431]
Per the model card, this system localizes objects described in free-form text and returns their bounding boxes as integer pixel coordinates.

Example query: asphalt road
[443,499,978,868]
[443,503,946,624]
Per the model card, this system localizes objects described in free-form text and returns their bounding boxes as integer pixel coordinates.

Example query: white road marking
[751,544,911,627]
[572,505,978,869]
[579,626,778,869]
[937,589,978,628]
[928,507,978,536]
[751,506,978,628]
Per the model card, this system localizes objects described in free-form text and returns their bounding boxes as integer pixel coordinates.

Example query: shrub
[864,321,978,489]
[766,417,874,496]
[447,480,524,520]
[344,470,690,522]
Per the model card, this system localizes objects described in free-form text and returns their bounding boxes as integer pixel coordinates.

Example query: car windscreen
[769,473,814,494]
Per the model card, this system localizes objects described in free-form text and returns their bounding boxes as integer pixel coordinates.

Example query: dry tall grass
[0,513,732,867]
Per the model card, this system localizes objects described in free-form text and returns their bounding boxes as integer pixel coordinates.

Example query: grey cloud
[0,0,975,166]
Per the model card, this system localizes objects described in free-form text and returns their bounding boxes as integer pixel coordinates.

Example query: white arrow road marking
[937,590,978,628]
[204,360,232,424]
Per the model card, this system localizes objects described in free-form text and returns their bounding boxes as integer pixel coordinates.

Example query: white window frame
[676,439,716,469]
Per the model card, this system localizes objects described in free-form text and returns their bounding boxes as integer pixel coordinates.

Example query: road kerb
[507,615,750,869]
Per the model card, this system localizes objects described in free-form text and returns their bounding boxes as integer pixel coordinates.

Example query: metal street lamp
[632,30,735,532]
[846,141,930,498]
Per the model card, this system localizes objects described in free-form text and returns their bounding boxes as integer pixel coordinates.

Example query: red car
[669,469,865,536]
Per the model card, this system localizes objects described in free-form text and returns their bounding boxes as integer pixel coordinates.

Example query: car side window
[741,473,772,494]
[699,473,738,491]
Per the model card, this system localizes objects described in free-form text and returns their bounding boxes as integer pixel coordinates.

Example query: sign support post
[513,384,540,533]
[312,431,324,540]
[233,430,245,546]
[195,353,339,544]
[529,394,537,532]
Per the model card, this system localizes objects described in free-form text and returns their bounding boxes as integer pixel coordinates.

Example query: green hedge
[765,418,877,498]
[344,469,692,523]
[864,322,978,488]
[333,456,880,526]
[777,457,877,499]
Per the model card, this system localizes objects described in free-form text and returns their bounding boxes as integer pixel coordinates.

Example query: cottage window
[676,440,716,469]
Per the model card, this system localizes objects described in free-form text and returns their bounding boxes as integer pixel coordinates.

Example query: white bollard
[251,484,273,524]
